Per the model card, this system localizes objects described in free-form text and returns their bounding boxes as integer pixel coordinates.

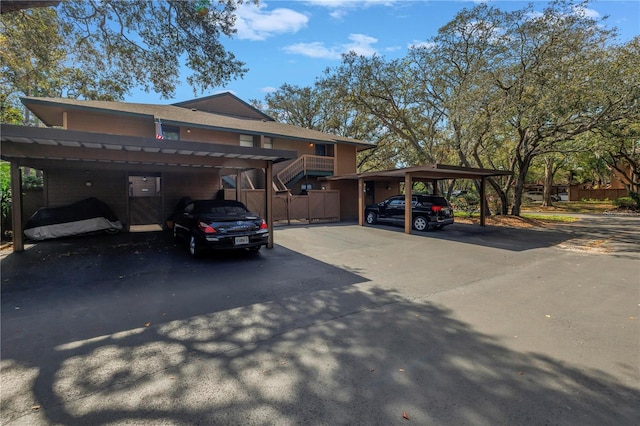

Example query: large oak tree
[1,0,251,108]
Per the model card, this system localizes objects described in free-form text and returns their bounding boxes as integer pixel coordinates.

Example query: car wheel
[413,216,429,232]
[365,211,378,224]
[189,235,201,258]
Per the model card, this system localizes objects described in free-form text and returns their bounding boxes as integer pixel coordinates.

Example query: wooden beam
[1,141,272,170]
[266,162,274,249]
[10,162,24,252]
[480,177,487,226]
[404,173,412,234]
[358,177,364,226]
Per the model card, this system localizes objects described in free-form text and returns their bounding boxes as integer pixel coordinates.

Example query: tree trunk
[541,157,554,207]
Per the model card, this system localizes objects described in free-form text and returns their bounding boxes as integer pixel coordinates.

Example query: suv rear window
[423,196,449,206]
[429,197,449,207]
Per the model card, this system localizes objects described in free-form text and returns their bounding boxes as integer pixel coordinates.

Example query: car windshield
[192,201,248,215]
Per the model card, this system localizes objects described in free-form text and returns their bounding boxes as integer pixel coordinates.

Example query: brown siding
[66,111,152,137]
[335,144,357,175]
[45,169,127,225]
[181,127,239,145]
[163,171,221,221]
[272,138,315,156]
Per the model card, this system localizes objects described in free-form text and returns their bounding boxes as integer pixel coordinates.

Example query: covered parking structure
[327,164,512,234]
[1,124,296,252]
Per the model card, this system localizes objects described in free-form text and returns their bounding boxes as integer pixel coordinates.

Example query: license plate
[234,236,249,245]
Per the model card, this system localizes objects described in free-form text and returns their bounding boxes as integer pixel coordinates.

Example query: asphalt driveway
[1,216,639,425]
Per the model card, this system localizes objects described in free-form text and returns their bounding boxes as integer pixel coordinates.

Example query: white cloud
[234,2,309,41]
[304,0,399,19]
[408,40,436,50]
[344,33,378,56]
[283,41,343,59]
[261,86,278,93]
[572,5,601,19]
[283,33,379,59]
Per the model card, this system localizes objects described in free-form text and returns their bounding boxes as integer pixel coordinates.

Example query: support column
[480,177,487,226]
[358,177,364,226]
[10,162,24,252]
[266,162,274,249]
[235,169,242,202]
[404,173,412,234]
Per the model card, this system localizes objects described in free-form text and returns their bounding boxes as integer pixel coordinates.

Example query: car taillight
[259,219,268,230]
[432,206,443,212]
[198,221,216,233]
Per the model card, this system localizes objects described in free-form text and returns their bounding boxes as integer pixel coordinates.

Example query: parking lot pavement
[1,217,639,425]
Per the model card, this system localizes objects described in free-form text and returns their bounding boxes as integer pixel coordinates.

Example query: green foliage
[450,193,480,214]
[22,174,43,189]
[0,163,11,231]
[299,0,637,217]
[1,0,249,103]
[613,195,639,209]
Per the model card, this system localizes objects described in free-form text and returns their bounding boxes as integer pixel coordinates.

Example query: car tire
[366,211,378,225]
[189,234,201,258]
[413,216,429,232]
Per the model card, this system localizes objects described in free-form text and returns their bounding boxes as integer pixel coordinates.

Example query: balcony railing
[277,155,334,186]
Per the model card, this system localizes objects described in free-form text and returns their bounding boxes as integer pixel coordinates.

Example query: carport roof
[0,124,296,171]
[327,164,511,181]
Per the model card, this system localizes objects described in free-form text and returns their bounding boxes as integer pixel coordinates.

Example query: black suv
[365,194,454,231]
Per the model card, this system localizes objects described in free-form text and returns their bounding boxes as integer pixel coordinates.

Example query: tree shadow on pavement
[1,232,638,425]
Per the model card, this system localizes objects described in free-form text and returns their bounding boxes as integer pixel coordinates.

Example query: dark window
[163,125,180,140]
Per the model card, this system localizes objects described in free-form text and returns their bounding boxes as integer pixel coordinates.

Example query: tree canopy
[1,0,251,110]
[262,0,639,214]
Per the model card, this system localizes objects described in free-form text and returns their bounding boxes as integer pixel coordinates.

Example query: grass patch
[521,201,615,214]
[521,213,578,223]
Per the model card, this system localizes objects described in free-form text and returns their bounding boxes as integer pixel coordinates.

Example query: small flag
[155,119,164,140]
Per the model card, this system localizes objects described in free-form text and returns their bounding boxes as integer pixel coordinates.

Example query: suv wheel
[366,211,378,224]
[413,216,429,232]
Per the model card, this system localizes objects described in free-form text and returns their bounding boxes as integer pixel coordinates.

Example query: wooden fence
[224,189,340,224]
[571,187,628,201]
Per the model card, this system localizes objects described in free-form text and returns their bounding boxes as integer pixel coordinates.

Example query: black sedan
[171,199,268,257]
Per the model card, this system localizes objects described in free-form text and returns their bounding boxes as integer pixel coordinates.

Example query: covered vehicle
[365,194,454,231]
[170,198,268,257]
[24,197,122,241]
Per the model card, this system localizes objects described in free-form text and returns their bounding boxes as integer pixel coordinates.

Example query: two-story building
[1,92,374,250]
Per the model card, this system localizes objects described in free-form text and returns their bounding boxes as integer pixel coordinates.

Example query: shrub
[613,196,639,210]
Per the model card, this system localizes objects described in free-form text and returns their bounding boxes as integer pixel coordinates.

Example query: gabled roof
[20,96,374,150]
[172,92,274,121]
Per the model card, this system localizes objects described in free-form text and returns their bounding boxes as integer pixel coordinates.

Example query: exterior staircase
[275,155,334,188]
[225,155,335,192]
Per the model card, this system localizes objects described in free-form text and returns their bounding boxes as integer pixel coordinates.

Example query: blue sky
[128,0,640,105]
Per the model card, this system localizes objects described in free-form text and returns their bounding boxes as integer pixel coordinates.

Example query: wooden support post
[358,177,364,226]
[266,162,274,248]
[10,162,24,252]
[405,173,412,234]
[480,177,487,226]
[235,169,242,202]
